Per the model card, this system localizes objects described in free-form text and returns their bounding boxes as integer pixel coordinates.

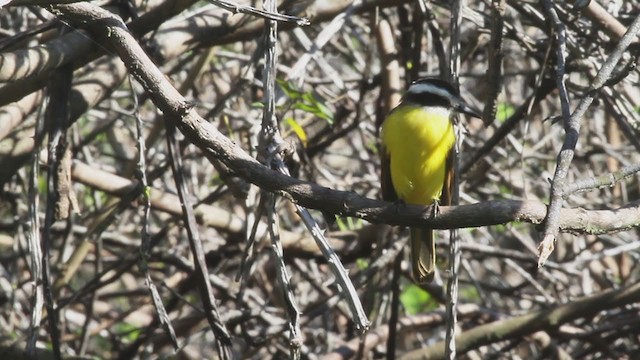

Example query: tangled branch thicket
[0,0,639,359]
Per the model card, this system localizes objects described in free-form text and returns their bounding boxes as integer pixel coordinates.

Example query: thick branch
[401,281,640,359]
[71,157,640,235]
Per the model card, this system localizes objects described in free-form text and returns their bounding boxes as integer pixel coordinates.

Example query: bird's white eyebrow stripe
[407,83,457,101]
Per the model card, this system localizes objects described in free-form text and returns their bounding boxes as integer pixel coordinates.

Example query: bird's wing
[380,144,398,202]
[440,147,455,206]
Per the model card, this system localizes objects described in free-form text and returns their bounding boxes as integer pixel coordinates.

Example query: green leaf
[284,117,308,146]
[333,216,362,231]
[293,102,317,113]
[335,216,347,231]
[496,103,515,122]
[278,79,334,124]
[461,286,480,301]
[356,258,369,270]
[315,101,334,123]
[116,322,142,343]
[143,186,152,199]
[277,79,302,100]
[400,284,433,315]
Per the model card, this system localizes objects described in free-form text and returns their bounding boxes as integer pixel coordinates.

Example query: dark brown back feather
[380,144,398,202]
[440,148,455,206]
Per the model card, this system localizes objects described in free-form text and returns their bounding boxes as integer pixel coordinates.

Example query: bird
[379,78,481,283]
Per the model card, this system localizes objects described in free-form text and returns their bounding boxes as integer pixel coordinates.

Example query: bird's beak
[455,101,482,119]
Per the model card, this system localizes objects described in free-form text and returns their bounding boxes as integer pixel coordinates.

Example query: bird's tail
[410,227,435,283]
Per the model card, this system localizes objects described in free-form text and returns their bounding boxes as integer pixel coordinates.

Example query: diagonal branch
[539,10,640,266]
[400,281,640,360]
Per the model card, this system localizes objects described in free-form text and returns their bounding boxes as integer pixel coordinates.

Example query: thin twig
[386,250,402,360]
[482,0,506,126]
[376,19,401,114]
[135,87,179,351]
[460,78,556,174]
[208,0,309,26]
[41,56,74,360]
[166,119,232,358]
[26,91,45,357]
[504,259,554,303]
[446,0,464,357]
[543,0,572,123]
[422,0,447,77]
[289,27,344,88]
[236,191,266,281]
[562,161,640,195]
[258,0,369,336]
[274,160,370,332]
[539,11,640,266]
[602,89,640,153]
[266,193,303,358]
[566,239,640,268]
[409,2,424,82]
[259,0,303,355]
[286,0,361,85]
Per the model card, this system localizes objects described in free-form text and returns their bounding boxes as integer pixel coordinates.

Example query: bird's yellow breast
[381,105,455,205]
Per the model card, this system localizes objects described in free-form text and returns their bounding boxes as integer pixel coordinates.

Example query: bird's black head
[403,78,481,118]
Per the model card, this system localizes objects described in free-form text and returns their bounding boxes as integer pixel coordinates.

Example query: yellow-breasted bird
[380,78,481,283]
